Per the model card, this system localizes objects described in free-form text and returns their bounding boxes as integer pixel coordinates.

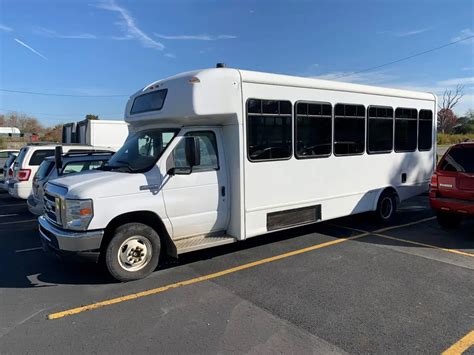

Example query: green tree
[85,114,99,120]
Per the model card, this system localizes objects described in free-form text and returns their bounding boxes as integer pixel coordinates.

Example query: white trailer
[62,119,128,150]
[39,67,437,281]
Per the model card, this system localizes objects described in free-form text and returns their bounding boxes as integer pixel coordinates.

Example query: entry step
[175,234,236,254]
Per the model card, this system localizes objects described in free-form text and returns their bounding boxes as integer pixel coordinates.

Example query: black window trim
[130,89,168,115]
[246,98,293,163]
[366,105,394,155]
[418,109,433,152]
[294,100,333,160]
[394,107,418,153]
[333,102,366,157]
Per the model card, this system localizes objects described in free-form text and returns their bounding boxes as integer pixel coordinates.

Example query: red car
[430,142,474,228]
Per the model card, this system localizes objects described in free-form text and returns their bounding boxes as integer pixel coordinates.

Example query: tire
[436,212,462,229]
[105,223,161,282]
[375,190,397,223]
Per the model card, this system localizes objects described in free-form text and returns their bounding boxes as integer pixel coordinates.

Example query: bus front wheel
[105,222,161,282]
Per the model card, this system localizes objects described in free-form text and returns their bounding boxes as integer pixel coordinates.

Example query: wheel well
[377,187,400,207]
[101,211,177,259]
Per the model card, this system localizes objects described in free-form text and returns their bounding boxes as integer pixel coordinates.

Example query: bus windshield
[103,128,179,173]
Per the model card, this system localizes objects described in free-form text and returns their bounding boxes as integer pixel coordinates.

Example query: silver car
[27,150,113,215]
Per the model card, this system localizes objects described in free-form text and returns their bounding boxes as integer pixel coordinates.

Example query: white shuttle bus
[39,66,437,281]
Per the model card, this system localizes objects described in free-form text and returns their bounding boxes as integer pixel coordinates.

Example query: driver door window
[172,131,219,171]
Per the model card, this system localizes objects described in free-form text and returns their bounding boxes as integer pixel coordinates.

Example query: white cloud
[164,53,176,58]
[437,77,474,87]
[451,28,474,44]
[462,67,473,71]
[311,70,395,85]
[14,38,48,60]
[96,0,164,50]
[154,33,237,41]
[0,23,13,32]
[395,28,431,37]
[34,27,97,39]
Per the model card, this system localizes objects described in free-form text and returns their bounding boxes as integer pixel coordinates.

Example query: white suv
[8,144,96,199]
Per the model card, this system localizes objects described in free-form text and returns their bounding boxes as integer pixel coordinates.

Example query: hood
[48,169,162,199]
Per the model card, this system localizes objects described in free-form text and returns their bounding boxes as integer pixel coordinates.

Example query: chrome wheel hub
[118,236,152,272]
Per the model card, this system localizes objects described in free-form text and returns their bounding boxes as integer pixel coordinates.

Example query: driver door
[162,128,229,239]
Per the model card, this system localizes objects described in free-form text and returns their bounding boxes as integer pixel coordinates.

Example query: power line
[334,34,474,79]
[0,108,123,121]
[0,88,128,98]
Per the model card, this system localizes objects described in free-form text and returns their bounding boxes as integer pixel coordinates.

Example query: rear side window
[334,104,365,156]
[295,102,332,158]
[418,110,433,151]
[439,146,474,173]
[15,147,28,167]
[36,161,54,180]
[29,150,54,166]
[367,106,394,154]
[395,108,417,152]
[247,99,292,161]
[62,160,107,175]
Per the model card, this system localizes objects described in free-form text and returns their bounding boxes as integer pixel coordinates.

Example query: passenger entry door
[162,129,229,239]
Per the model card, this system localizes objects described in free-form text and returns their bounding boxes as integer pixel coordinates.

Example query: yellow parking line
[373,233,474,257]
[442,330,474,355]
[48,233,369,320]
[330,216,474,257]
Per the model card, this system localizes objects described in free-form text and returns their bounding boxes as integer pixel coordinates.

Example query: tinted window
[36,161,54,180]
[173,131,219,171]
[15,147,28,168]
[367,106,393,153]
[395,108,417,152]
[0,152,8,158]
[130,89,168,115]
[439,146,474,173]
[247,99,292,161]
[29,150,54,166]
[418,109,433,151]
[334,104,365,155]
[295,102,332,158]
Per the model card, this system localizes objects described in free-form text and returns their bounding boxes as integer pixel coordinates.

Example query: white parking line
[0,214,19,218]
[15,247,42,253]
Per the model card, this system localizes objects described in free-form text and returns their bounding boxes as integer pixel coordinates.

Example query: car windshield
[103,128,179,172]
[439,145,474,173]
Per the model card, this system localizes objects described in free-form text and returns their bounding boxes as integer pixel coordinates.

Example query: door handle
[221,186,226,197]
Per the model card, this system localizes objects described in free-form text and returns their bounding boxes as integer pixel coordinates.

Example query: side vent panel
[267,205,322,231]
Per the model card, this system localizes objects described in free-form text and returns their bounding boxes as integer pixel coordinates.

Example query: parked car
[8,143,104,199]
[0,149,19,175]
[27,150,113,215]
[0,153,17,191]
[430,141,474,228]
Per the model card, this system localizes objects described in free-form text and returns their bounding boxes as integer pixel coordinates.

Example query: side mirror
[185,136,201,168]
[55,146,63,175]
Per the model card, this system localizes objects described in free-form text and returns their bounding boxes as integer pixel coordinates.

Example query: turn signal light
[79,208,92,216]
[430,173,438,189]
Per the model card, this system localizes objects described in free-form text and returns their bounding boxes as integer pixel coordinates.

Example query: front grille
[44,192,62,227]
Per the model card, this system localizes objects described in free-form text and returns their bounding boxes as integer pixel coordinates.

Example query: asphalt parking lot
[0,190,472,354]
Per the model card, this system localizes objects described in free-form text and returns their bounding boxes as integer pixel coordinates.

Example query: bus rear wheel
[105,223,161,282]
[375,190,397,223]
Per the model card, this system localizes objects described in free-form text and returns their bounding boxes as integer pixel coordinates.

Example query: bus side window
[334,104,365,156]
[395,108,417,152]
[367,106,394,154]
[418,110,433,151]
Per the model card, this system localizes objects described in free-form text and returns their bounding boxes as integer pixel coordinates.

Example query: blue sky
[0,0,473,127]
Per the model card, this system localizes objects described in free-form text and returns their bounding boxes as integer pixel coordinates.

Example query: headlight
[63,199,93,231]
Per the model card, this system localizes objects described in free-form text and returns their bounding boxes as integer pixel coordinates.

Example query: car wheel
[436,212,462,229]
[105,223,161,282]
[375,190,397,223]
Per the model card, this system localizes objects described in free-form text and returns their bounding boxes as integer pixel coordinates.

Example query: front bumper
[38,215,104,252]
